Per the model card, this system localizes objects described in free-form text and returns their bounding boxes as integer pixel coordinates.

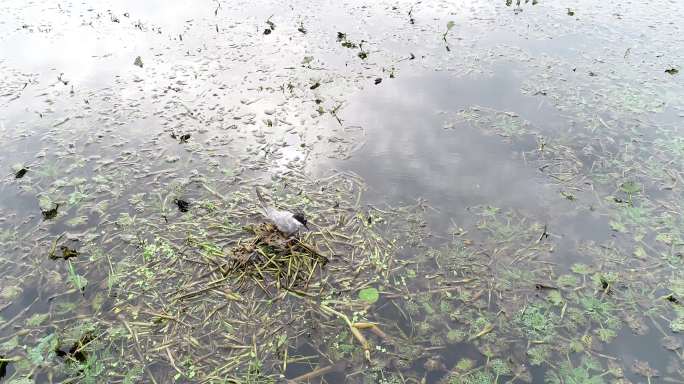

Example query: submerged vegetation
[1,0,684,383]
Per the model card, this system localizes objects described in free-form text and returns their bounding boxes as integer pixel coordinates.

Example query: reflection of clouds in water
[323,72,553,215]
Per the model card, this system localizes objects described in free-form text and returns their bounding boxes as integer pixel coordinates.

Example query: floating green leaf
[620,181,641,194]
[38,195,56,212]
[27,333,58,365]
[527,346,549,366]
[358,287,379,304]
[447,329,465,343]
[547,290,563,306]
[571,263,592,275]
[0,335,18,352]
[596,328,616,343]
[609,220,626,233]
[455,357,475,371]
[26,313,49,327]
[0,285,22,300]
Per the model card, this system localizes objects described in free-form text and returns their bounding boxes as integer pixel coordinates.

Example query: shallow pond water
[1,0,683,383]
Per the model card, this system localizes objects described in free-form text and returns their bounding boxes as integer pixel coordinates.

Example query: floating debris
[14,167,28,179]
[49,244,79,260]
[263,15,275,35]
[133,56,143,68]
[174,199,190,212]
[39,196,59,220]
[662,336,682,351]
[0,359,6,380]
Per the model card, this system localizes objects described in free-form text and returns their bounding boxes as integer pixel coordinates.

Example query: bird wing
[255,187,300,234]
[255,187,268,208]
[270,210,299,234]
[255,187,275,217]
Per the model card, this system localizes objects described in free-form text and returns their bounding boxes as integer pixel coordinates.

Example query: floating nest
[0,151,438,383]
[228,223,329,288]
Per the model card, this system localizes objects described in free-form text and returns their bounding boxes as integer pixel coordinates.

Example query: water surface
[1,0,683,383]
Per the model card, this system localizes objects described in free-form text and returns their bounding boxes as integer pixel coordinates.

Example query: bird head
[292,212,309,229]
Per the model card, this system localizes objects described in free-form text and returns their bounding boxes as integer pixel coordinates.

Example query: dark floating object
[175,199,190,213]
[374,78,382,85]
[41,204,60,220]
[358,51,368,59]
[310,82,320,90]
[298,22,307,34]
[666,294,679,304]
[60,245,78,260]
[338,32,359,49]
[538,224,549,242]
[0,358,7,380]
[264,16,275,35]
[51,245,79,260]
[133,56,143,68]
[567,8,575,16]
[56,333,93,363]
[57,72,69,85]
[665,68,679,75]
[15,167,28,179]
[600,277,609,290]
[171,132,191,143]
